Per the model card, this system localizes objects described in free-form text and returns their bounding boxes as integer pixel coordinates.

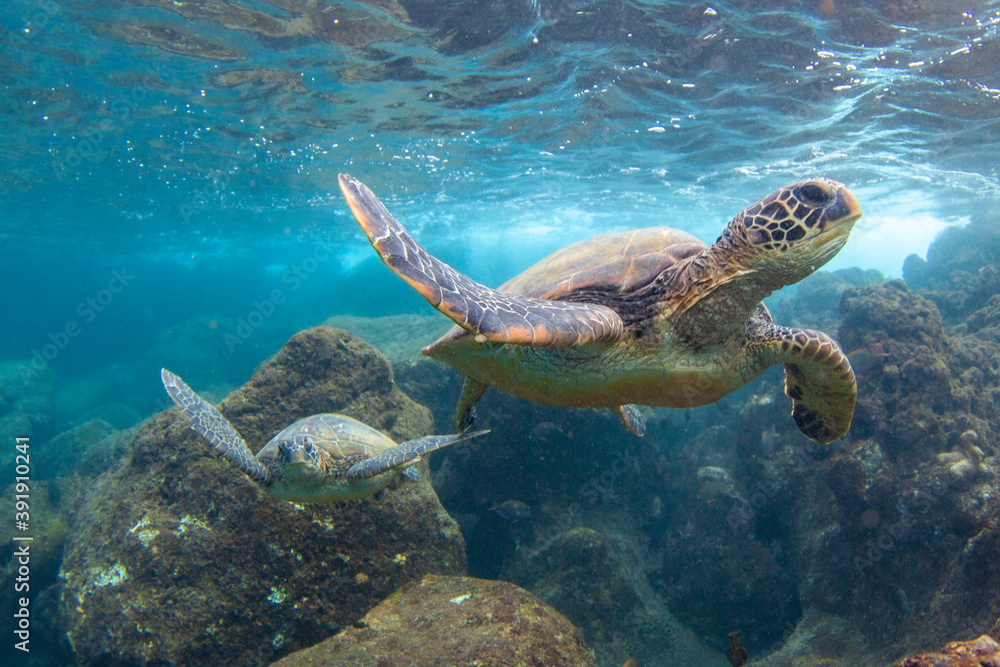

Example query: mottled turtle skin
[162,369,485,503]
[339,175,862,444]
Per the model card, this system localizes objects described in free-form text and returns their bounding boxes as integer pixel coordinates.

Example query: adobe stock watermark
[20,268,135,379]
[223,241,337,353]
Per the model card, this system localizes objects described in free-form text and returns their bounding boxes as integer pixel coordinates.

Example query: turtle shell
[498,227,706,299]
[257,414,396,462]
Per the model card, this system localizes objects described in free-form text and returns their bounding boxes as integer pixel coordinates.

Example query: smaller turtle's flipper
[339,174,624,348]
[752,328,856,444]
[160,369,273,483]
[455,377,488,433]
[346,429,490,481]
[612,404,646,437]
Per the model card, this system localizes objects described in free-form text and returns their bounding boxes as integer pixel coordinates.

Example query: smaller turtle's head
[716,178,862,285]
[275,436,328,485]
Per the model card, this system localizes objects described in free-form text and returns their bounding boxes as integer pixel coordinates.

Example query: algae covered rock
[892,632,1000,667]
[34,418,116,479]
[57,327,466,665]
[270,574,597,667]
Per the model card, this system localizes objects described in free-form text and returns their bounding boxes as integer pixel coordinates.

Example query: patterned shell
[256,414,396,461]
[498,227,706,299]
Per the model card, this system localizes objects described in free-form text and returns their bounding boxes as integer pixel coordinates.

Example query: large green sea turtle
[338,174,861,444]
[161,369,486,502]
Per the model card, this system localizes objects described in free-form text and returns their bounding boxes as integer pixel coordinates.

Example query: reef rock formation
[34,418,116,479]
[270,574,597,667]
[0,360,56,468]
[892,623,1000,667]
[56,327,466,665]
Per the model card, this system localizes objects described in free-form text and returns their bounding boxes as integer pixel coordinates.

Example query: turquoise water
[3,0,999,384]
[2,2,1000,665]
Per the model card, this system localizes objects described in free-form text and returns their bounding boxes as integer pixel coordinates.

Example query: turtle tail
[160,369,273,483]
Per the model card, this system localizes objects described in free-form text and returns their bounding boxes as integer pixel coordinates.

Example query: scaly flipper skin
[750,328,857,444]
[346,430,489,480]
[161,369,273,482]
[339,173,624,347]
[613,404,646,437]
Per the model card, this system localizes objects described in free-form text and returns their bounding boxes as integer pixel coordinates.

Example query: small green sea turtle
[161,369,486,502]
[338,174,861,444]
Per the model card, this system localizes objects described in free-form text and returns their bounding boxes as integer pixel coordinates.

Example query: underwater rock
[837,280,985,460]
[902,215,1000,322]
[394,357,466,434]
[0,481,67,592]
[270,574,597,667]
[323,313,451,366]
[503,524,719,665]
[0,360,56,466]
[508,527,642,642]
[749,609,869,667]
[77,425,140,478]
[35,418,116,479]
[766,267,884,335]
[892,633,1000,667]
[57,327,466,665]
[936,430,991,485]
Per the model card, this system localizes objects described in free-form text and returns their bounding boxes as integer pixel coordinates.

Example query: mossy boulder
[35,419,116,479]
[270,574,597,667]
[56,327,466,665]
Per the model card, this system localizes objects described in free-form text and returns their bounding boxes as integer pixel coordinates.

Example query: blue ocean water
[2,0,999,387]
[2,3,1000,666]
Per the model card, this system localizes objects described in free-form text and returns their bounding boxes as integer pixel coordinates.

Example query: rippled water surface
[1,0,999,369]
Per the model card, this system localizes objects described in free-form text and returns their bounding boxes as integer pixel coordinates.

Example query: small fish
[624,659,638,667]
[725,629,748,667]
[847,342,889,376]
[489,500,531,521]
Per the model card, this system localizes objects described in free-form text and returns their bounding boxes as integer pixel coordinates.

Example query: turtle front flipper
[339,174,624,348]
[751,328,856,444]
[160,369,273,483]
[346,429,490,481]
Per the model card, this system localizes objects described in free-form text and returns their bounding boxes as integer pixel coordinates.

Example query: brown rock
[893,634,1000,667]
[57,327,466,665]
[270,574,597,667]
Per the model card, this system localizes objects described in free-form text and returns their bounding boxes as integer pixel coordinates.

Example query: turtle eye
[794,183,832,207]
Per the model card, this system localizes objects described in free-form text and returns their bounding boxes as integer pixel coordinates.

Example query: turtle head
[716,178,862,286]
[275,435,329,484]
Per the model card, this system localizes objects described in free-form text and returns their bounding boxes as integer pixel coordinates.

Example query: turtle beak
[822,184,862,236]
[286,448,309,465]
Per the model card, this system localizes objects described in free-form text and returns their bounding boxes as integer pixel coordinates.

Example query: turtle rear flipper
[346,429,489,481]
[160,369,273,483]
[752,328,856,444]
[339,174,624,348]
[612,404,646,437]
